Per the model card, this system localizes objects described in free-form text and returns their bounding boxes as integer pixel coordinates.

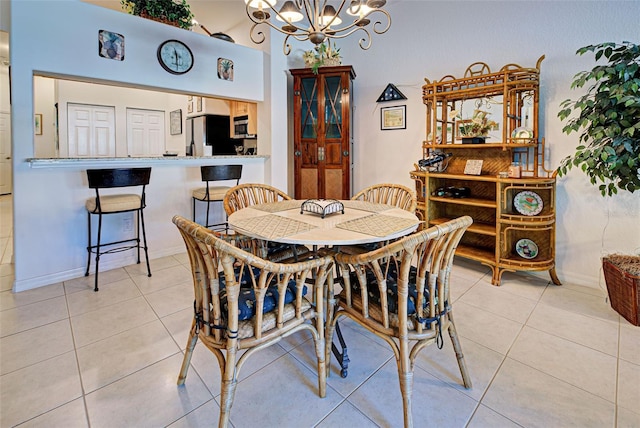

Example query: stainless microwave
[233,115,255,138]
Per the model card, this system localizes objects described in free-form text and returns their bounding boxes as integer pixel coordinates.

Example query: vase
[323,57,341,67]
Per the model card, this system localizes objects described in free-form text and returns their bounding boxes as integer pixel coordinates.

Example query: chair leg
[94,213,103,292]
[446,311,472,389]
[85,212,92,277]
[135,211,141,264]
[313,283,327,398]
[205,200,211,229]
[218,350,239,428]
[177,320,198,386]
[139,207,152,277]
[396,339,414,428]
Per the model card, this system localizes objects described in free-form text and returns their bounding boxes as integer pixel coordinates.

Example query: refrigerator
[186,114,235,156]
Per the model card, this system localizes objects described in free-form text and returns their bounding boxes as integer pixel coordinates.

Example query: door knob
[343,151,349,156]
[294,150,301,156]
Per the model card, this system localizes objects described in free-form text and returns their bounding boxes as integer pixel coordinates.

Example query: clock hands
[159,41,192,74]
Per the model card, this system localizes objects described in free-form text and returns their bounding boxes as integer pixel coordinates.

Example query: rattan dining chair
[173,215,333,428]
[326,216,473,428]
[224,183,310,262]
[352,183,417,213]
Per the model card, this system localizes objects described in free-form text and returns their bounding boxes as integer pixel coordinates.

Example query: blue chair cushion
[220,266,308,321]
[348,264,428,315]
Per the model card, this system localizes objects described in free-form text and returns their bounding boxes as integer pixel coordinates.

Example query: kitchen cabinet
[290,65,355,200]
[411,57,560,286]
[229,100,257,137]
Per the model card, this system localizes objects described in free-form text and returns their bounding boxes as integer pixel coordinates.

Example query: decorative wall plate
[515,238,538,259]
[514,191,543,216]
[511,127,534,139]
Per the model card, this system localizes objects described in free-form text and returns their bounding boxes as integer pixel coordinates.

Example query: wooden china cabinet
[290,66,355,200]
[411,56,561,286]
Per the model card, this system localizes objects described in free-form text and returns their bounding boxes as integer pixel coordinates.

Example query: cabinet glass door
[300,77,318,139]
[324,76,343,139]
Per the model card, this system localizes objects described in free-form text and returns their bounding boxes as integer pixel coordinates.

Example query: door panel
[0,112,11,194]
[301,169,318,199]
[325,169,343,200]
[126,108,164,156]
[67,104,115,157]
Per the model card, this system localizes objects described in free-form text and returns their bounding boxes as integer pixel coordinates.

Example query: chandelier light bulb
[320,5,342,26]
[245,0,277,9]
[275,1,304,22]
[346,1,373,16]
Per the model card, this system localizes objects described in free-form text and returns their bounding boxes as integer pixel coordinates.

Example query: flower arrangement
[303,41,342,74]
[451,109,498,138]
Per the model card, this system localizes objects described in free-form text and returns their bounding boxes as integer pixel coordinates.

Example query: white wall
[334,1,640,287]
[53,79,189,156]
[10,0,266,291]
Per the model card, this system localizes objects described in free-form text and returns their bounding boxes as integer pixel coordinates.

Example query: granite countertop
[26,155,269,168]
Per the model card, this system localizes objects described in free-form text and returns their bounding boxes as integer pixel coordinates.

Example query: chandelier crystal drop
[245,0,391,55]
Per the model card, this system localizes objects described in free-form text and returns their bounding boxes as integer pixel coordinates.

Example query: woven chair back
[352,183,417,213]
[335,215,472,336]
[223,183,291,215]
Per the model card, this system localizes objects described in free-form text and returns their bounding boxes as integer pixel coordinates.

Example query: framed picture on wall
[34,114,43,135]
[381,105,406,130]
[170,109,182,135]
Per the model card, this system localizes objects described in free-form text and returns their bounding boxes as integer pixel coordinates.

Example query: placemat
[232,214,317,239]
[341,200,393,213]
[336,214,419,237]
[253,200,302,213]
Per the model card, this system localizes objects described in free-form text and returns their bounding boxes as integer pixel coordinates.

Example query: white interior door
[67,103,115,157]
[126,108,164,157]
[0,112,11,195]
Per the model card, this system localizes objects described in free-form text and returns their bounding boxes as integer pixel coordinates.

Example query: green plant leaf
[557,41,640,196]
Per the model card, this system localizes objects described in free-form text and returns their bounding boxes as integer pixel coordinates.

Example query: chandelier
[245,0,391,54]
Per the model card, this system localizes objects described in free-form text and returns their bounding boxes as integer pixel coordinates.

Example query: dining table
[227,199,421,247]
[228,198,421,378]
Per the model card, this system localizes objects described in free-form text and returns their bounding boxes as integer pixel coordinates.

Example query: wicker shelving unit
[411,56,561,286]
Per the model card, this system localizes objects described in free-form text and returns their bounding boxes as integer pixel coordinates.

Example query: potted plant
[449,109,498,143]
[303,41,342,74]
[121,0,194,30]
[557,41,640,325]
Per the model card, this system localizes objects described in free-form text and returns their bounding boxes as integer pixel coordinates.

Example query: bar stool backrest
[201,164,242,184]
[87,168,152,189]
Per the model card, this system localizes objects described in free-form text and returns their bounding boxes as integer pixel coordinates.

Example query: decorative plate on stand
[514,191,543,216]
[515,238,539,259]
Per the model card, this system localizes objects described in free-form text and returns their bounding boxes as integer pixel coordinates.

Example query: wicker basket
[603,258,640,326]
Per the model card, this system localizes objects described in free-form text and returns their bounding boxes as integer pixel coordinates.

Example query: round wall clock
[157,39,194,75]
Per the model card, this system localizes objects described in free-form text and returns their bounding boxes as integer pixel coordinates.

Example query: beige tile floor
[1,194,639,427]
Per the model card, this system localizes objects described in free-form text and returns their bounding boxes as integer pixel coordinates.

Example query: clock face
[157,40,194,75]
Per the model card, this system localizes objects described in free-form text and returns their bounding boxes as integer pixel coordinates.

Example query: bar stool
[192,165,242,231]
[85,167,152,292]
